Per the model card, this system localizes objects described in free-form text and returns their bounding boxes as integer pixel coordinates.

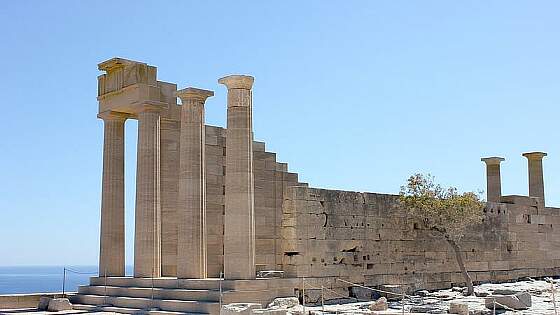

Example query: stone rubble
[256,279,560,315]
[220,302,263,315]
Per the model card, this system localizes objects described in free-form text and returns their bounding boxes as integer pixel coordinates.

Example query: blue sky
[0,1,558,266]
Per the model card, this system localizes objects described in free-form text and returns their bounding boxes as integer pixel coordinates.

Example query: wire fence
[61,267,97,296]
[300,277,560,315]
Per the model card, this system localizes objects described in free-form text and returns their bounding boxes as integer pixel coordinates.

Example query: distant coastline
[0,266,133,294]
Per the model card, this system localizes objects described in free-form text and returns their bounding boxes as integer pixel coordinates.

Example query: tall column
[176,88,214,279]
[522,151,547,204]
[98,111,127,276]
[134,105,162,278]
[481,157,505,203]
[219,75,256,280]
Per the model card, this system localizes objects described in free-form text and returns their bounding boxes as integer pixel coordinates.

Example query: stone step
[88,277,298,291]
[73,303,141,314]
[78,285,220,301]
[73,303,207,315]
[73,294,218,314]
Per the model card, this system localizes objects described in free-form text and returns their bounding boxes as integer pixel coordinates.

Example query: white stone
[47,298,72,311]
[368,297,388,311]
[484,292,532,310]
[267,297,299,309]
[221,303,263,315]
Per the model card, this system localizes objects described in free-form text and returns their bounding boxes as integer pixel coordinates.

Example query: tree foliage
[399,173,484,242]
[399,173,485,295]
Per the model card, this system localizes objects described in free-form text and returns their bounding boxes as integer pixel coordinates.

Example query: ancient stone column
[481,157,505,203]
[176,88,214,279]
[219,75,256,280]
[522,151,547,204]
[98,111,127,277]
[134,105,162,278]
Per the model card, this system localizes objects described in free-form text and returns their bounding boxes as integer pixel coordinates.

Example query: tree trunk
[447,238,474,296]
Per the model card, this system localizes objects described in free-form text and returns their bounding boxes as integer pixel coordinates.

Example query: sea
[0,266,133,294]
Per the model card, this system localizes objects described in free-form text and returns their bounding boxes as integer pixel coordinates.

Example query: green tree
[399,173,484,296]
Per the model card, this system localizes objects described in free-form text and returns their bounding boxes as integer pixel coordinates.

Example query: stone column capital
[481,157,505,165]
[175,87,214,102]
[218,75,254,90]
[522,151,547,160]
[97,111,129,121]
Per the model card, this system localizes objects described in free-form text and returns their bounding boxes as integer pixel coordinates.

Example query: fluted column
[134,105,162,278]
[522,151,547,205]
[481,157,505,203]
[219,75,256,280]
[98,111,127,277]
[176,88,214,279]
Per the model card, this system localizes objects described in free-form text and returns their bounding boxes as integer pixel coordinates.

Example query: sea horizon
[0,265,133,295]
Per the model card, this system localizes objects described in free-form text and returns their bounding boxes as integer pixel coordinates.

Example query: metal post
[302,277,306,315]
[493,298,496,315]
[401,288,405,315]
[62,267,66,296]
[219,271,223,310]
[151,267,155,309]
[321,285,325,313]
[104,268,108,306]
[552,281,558,315]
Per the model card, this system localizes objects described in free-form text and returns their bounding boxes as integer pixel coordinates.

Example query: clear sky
[0,1,558,266]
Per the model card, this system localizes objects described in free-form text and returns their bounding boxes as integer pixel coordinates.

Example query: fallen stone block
[449,302,468,315]
[378,284,404,301]
[351,286,380,300]
[221,303,263,315]
[37,296,51,311]
[368,297,388,311]
[484,292,531,310]
[492,288,520,295]
[475,289,490,297]
[410,305,441,313]
[47,298,72,312]
[267,297,299,309]
[303,289,321,304]
[415,290,429,297]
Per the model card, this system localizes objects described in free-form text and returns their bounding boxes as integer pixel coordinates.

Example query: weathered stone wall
[281,186,560,294]
[203,125,302,277]
[159,123,303,277]
[0,293,67,309]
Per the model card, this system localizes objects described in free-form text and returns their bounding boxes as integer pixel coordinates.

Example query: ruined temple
[72,58,559,314]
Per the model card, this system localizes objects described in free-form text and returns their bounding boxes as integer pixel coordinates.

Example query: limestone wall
[159,123,303,277]
[0,293,67,309]
[281,186,560,293]
[203,125,302,277]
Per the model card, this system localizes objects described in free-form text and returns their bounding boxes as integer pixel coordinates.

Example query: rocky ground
[283,278,560,314]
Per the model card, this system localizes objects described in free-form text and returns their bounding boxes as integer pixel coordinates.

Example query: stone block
[37,296,51,311]
[449,302,468,315]
[368,297,388,311]
[267,297,299,309]
[221,303,263,315]
[484,292,531,310]
[47,298,72,311]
